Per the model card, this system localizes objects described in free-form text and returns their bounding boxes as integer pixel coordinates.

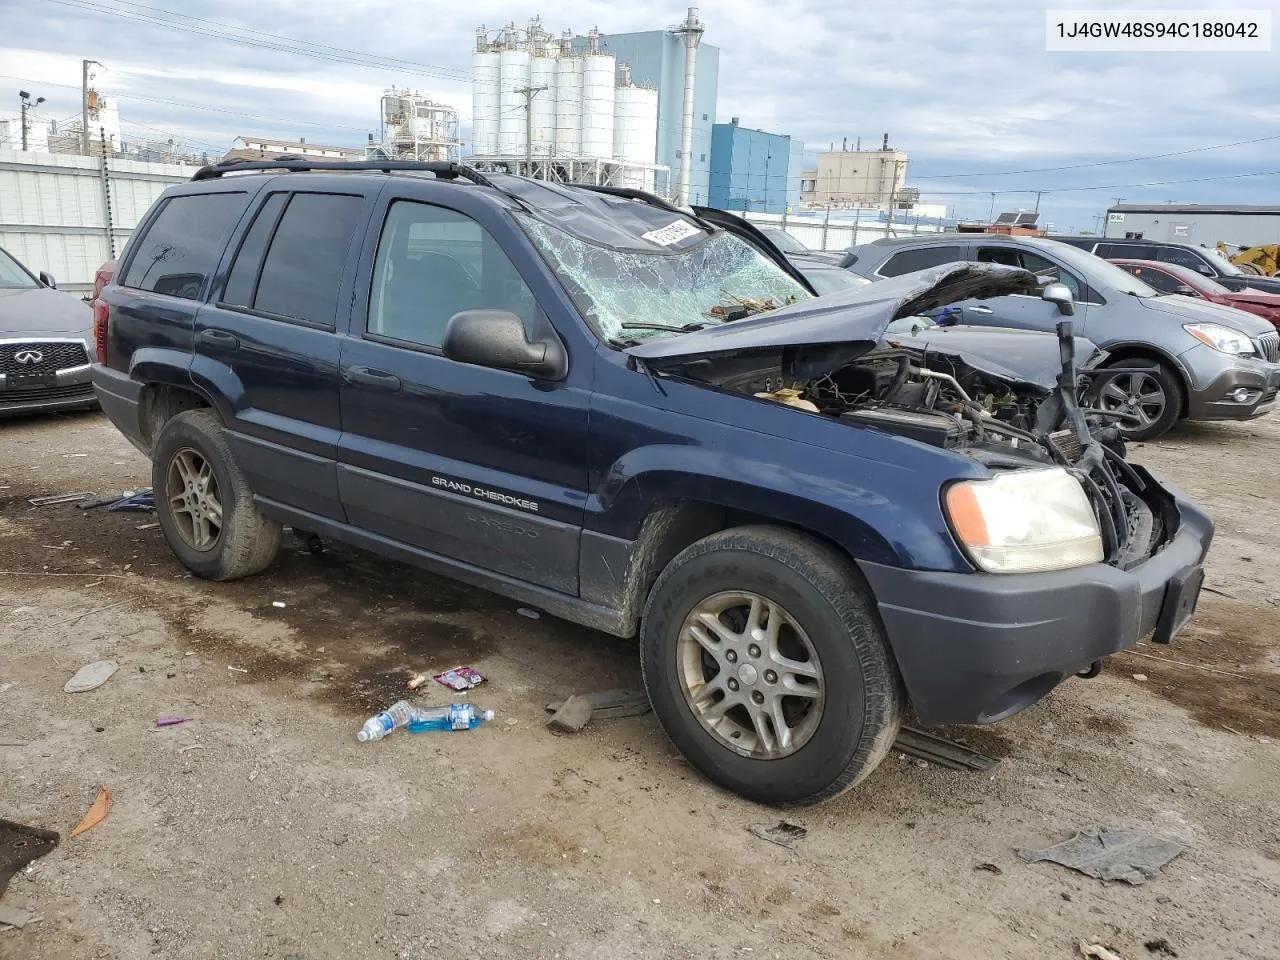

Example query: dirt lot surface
[1,410,1278,960]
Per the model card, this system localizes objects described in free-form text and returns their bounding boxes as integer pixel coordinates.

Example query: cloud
[4,0,1279,229]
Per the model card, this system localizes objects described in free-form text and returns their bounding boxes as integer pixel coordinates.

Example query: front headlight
[944,468,1103,573]
[1184,322,1257,356]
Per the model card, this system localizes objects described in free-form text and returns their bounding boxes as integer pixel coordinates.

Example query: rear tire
[1098,360,1182,442]
[640,526,904,806]
[152,409,281,580]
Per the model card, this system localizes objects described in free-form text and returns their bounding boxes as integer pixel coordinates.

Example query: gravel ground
[0,409,1277,960]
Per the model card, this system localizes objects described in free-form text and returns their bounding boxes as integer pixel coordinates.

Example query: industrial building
[223,136,365,162]
[469,10,716,203]
[370,89,460,162]
[707,119,804,214]
[799,137,910,210]
[1105,203,1280,247]
[574,12,719,205]
[470,19,666,194]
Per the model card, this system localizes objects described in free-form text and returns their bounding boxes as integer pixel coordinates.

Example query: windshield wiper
[620,320,710,334]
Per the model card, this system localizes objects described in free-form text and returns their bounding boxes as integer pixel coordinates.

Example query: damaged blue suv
[91,160,1213,805]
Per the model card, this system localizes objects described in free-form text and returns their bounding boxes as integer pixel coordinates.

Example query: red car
[1112,258,1280,331]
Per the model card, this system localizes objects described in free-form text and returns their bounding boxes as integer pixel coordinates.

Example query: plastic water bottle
[407,703,495,733]
[356,700,416,742]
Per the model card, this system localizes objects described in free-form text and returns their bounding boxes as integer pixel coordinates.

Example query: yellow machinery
[1217,241,1280,277]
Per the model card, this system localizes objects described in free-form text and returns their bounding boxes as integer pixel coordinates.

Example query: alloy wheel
[1100,371,1166,430]
[676,591,825,759]
[166,448,224,552]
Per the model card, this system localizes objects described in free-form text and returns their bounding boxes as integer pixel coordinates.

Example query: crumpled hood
[0,286,93,337]
[627,262,1041,364]
[1226,289,1280,310]
[887,324,1102,392]
[1141,292,1277,337]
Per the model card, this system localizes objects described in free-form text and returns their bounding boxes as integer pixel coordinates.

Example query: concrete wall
[708,122,803,214]
[0,149,197,292]
[1105,209,1280,248]
[579,30,719,204]
[741,209,945,252]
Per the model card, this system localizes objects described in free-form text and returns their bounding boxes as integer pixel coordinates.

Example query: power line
[910,133,1280,180]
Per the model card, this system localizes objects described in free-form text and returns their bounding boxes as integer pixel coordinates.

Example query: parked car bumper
[90,363,147,451]
[858,474,1213,726]
[0,362,97,417]
[1181,344,1280,421]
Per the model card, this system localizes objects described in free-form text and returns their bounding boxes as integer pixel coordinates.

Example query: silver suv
[843,235,1280,440]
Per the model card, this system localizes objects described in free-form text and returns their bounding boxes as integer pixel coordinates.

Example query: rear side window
[222,193,364,329]
[121,192,248,299]
[1155,246,1210,271]
[1096,242,1157,260]
[878,245,965,277]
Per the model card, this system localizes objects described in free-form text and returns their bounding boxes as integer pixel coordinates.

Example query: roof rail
[577,184,715,233]
[190,157,498,187]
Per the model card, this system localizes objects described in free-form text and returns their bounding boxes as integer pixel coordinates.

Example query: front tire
[152,409,281,580]
[1098,360,1182,442]
[640,526,904,806]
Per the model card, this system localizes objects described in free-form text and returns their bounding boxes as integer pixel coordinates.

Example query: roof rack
[190,157,498,187]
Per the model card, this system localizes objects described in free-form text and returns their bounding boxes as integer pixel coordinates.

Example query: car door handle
[345,366,402,390]
[968,305,994,315]
[197,329,240,349]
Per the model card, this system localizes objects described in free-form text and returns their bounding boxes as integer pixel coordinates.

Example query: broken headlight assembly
[944,467,1104,574]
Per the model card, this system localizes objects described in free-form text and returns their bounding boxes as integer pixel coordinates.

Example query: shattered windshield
[518,214,811,343]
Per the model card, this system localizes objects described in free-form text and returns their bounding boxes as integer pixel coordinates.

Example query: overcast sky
[3,0,1278,230]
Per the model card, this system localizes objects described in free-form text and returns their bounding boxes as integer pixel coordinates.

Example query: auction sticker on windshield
[642,219,702,247]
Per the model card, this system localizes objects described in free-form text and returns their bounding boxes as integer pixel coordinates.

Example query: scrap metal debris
[1017,828,1186,885]
[0,819,59,897]
[546,695,593,733]
[1080,942,1125,960]
[748,821,807,849]
[893,726,1000,771]
[107,489,155,513]
[28,492,91,507]
[69,787,111,839]
[544,689,652,720]
[63,660,118,694]
[0,905,32,930]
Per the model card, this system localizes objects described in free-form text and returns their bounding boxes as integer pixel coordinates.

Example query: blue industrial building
[576,29,720,205]
[708,119,805,214]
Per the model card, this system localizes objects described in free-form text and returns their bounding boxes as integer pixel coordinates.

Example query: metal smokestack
[672,7,704,206]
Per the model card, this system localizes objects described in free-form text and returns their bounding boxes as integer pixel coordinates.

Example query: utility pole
[1033,190,1044,214]
[987,192,997,224]
[18,91,45,151]
[516,84,546,178]
[884,157,905,234]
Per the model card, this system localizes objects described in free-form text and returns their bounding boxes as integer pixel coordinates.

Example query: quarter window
[367,201,536,350]
[121,192,249,299]
[878,245,965,277]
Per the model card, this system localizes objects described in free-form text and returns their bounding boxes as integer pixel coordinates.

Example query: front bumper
[1181,346,1280,421]
[859,480,1214,726]
[0,363,97,417]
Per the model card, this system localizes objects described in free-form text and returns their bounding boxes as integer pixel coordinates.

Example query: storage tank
[581,51,617,161]
[529,50,557,157]
[472,29,500,156]
[554,54,583,158]
[498,44,530,156]
[614,69,658,189]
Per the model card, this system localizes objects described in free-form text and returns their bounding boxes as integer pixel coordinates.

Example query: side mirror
[1174,284,1198,296]
[442,310,568,380]
[38,271,56,289]
[1041,282,1075,316]
[1197,265,1215,277]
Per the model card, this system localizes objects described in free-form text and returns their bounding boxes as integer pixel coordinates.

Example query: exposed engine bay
[653,324,1176,571]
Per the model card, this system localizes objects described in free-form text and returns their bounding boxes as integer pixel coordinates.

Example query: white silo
[580,28,616,161]
[529,46,557,157]
[472,26,500,156]
[498,30,530,156]
[554,44,583,158]
[614,65,659,189]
